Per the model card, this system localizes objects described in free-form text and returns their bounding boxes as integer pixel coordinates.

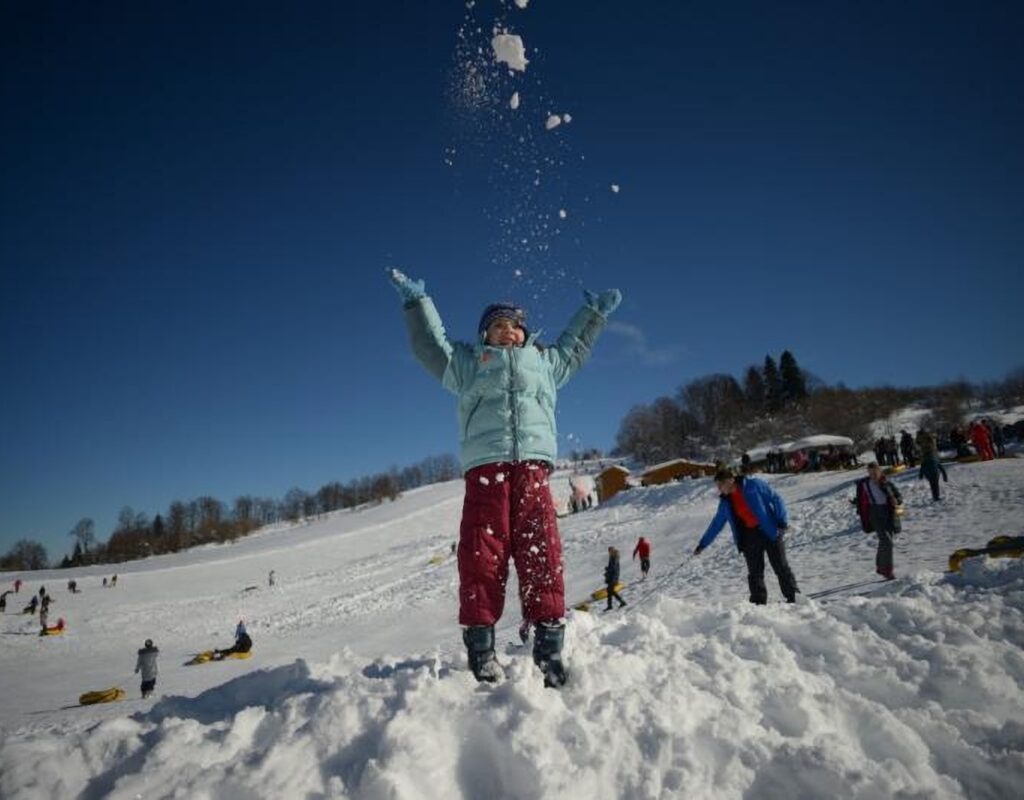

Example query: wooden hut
[595,465,631,503]
[639,459,716,486]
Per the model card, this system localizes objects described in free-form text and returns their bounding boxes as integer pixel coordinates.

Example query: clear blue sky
[2,1,1021,560]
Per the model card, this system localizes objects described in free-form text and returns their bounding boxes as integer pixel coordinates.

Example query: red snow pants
[458,461,565,626]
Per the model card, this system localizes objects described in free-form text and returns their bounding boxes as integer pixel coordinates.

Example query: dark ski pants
[605,583,626,610]
[869,506,896,575]
[740,527,799,604]
[925,475,941,501]
[140,679,156,697]
[458,461,564,626]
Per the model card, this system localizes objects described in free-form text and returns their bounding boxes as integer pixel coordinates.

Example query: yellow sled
[188,650,253,665]
[40,626,65,636]
[590,582,625,601]
[428,555,446,566]
[574,581,628,611]
[79,687,126,705]
[884,464,907,476]
[948,535,1024,572]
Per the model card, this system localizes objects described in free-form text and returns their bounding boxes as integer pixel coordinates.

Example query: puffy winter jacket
[854,477,903,534]
[698,477,789,551]
[604,553,620,584]
[402,294,611,472]
[135,646,159,681]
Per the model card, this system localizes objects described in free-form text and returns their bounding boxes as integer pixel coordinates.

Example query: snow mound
[4,560,1023,799]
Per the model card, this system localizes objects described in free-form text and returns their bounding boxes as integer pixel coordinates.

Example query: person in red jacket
[970,420,995,461]
[632,536,652,580]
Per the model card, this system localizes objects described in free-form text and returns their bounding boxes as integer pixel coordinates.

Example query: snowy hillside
[2,460,1023,799]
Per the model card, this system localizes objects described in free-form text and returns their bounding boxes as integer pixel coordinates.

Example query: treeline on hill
[0,454,460,572]
[613,352,1024,464]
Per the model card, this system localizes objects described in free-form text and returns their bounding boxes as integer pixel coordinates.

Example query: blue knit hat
[478,302,527,337]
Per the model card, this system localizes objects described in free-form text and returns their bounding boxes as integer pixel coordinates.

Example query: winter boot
[533,621,567,688]
[463,625,504,683]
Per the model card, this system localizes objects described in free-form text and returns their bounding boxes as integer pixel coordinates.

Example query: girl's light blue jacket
[402,295,610,473]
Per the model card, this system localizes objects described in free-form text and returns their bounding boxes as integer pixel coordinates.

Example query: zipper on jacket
[509,347,520,461]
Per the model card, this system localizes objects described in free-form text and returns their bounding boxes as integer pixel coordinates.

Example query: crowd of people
[762,445,859,474]
[3,572,254,700]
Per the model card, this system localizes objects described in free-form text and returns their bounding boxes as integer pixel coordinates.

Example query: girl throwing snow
[388,269,621,687]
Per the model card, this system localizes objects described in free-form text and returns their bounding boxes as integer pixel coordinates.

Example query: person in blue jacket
[388,268,621,686]
[693,467,800,604]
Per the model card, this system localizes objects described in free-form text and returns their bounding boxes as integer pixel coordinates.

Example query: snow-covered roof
[746,436,854,461]
[782,435,854,453]
[599,465,631,475]
[641,458,715,474]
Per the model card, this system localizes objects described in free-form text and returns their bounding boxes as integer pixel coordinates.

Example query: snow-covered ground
[2,459,1023,799]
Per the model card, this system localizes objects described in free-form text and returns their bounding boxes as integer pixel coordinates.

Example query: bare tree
[69,517,96,559]
[1,539,49,571]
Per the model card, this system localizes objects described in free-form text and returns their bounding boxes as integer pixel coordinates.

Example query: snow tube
[590,582,625,601]
[79,687,126,705]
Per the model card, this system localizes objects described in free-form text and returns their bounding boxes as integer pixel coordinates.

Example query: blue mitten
[387,268,426,303]
[585,288,622,316]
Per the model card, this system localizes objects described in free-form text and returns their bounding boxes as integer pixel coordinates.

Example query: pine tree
[780,350,808,404]
[744,365,765,411]
[763,355,782,413]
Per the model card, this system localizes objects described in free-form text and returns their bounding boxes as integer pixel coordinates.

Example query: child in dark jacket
[135,639,160,698]
[389,269,621,686]
[604,547,627,610]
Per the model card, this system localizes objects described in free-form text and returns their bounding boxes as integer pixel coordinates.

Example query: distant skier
[693,468,800,604]
[388,268,621,687]
[632,536,652,579]
[102,577,108,588]
[111,574,118,587]
[24,595,38,615]
[970,421,994,461]
[0,590,9,612]
[14,579,22,593]
[603,547,627,611]
[916,430,949,501]
[854,462,903,580]
[213,620,253,660]
[268,570,276,587]
[135,639,160,698]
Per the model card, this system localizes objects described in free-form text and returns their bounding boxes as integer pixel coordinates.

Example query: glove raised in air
[584,288,622,316]
[386,268,426,303]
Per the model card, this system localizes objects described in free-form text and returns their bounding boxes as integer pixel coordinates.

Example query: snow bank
[4,560,1023,799]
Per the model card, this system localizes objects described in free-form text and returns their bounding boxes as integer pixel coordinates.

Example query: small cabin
[595,465,631,503]
[639,459,716,486]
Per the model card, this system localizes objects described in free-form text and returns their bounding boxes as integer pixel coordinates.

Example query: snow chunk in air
[492,33,528,72]
[510,91,520,110]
